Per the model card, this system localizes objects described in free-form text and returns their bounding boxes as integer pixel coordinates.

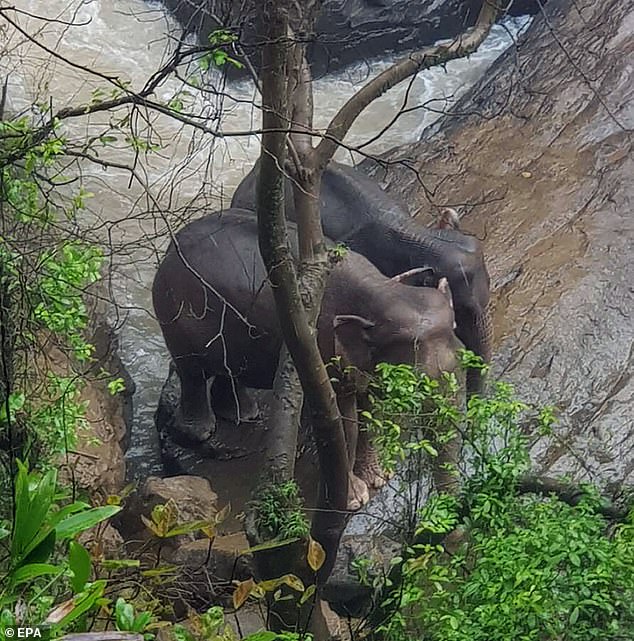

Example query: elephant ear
[333,315,376,373]
[390,266,436,287]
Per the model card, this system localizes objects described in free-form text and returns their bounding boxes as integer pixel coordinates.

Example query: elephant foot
[211,377,261,423]
[173,407,215,443]
[354,445,391,490]
[347,473,370,511]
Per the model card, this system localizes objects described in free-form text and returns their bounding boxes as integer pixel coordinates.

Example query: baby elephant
[152,210,461,509]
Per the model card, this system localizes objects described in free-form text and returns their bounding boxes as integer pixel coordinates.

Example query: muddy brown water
[1,0,530,521]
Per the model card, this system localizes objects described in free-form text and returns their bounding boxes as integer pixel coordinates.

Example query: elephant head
[331,276,460,383]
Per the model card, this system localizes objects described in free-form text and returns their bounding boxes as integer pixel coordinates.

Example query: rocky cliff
[366,0,633,488]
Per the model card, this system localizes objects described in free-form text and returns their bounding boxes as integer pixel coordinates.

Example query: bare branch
[314,0,499,168]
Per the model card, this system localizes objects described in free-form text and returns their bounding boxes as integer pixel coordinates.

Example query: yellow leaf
[250,584,266,599]
[141,514,161,537]
[283,574,305,593]
[307,537,326,572]
[215,502,231,524]
[521,170,532,178]
[233,578,255,610]
[257,577,286,592]
[300,584,316,605]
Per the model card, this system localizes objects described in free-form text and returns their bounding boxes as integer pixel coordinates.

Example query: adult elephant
[152,210,461,508]
[231,160,492,394]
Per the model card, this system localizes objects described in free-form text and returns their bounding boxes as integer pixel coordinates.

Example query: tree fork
[255,0,349,583]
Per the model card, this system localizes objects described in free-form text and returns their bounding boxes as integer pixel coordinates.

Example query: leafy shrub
[368,364,634,641]
[252,480,310,542]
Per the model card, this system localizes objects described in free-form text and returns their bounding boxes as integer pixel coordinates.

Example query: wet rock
[158,0,543,77]
[365,0,634,488]
[54,294,134,498]
[323,531,401,618]
[322,0,634,615]
[155,367,321,531]
[156,366,251,462]
[321,454,431,615]
[116,474,218,544]
[173,532,253,583]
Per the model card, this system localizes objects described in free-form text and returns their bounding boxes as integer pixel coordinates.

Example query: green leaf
[132,611,152,632]
[115,597,135,631]
[241,633,278,641]
[241,537,300,554]
[9,562,62,586]
[20,529,56,566]
[69,541,91,592]
[569,606,580,625]
[55,505,121,540]
[100,559,140,570]
[11,462,57,562]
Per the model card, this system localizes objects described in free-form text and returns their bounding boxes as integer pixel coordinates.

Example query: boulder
[173,531,253,583]
[158,0,543,77]
[116,474,219,544]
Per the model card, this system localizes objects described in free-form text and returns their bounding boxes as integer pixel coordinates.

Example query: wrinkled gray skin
[231,161,492,394]
[152,210,461,508]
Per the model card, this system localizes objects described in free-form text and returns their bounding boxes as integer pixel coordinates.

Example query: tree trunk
[255,0,349,589]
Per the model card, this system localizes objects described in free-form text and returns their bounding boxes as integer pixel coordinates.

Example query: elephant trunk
[464,304,493,396]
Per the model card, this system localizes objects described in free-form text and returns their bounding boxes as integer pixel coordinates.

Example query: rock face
[158,0,540,76]
[55,297,134,498]
[323,0,633,613]
[365,0,634,488]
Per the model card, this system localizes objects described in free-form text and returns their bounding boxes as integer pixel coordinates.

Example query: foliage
[172,606,308,641]
[252,480,310,542]
[0,462,120,636]
[198,30,244,72]
[140,498,228,541]
[0,112,121,488]
[362,360,462,475]
[367,364,634,641]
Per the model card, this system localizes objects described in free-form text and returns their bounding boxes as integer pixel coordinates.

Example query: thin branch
[314,0,499,168]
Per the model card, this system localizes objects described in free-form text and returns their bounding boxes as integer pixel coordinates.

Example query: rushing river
[0,1,529,478]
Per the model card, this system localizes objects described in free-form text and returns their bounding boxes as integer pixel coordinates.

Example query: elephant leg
[354,396,391,490]
[210,375,260,423]
[354,428,390,491]
[174,360,215,442]
[430,435,461,495]
[338,390,369,511]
